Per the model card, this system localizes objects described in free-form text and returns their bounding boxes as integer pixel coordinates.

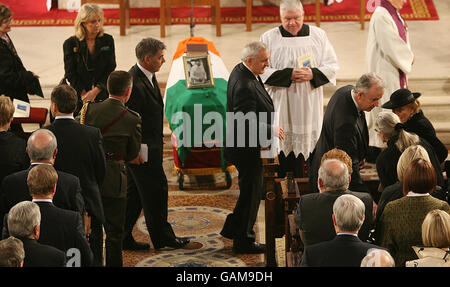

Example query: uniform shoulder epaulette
[126,107,141,118]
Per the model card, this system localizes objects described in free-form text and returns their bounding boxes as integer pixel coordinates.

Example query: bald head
[318,159,350,192]
[27,129,57,163]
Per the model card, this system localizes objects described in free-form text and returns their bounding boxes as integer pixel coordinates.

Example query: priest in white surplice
[366,0,414,151]
[260,0,338,178]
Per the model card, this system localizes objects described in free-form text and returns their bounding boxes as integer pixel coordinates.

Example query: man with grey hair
[0,236,24,267]
[361,248,395,267]
[300,194,381,267]
[0,128,84,232]
[309,73,384,193]
[294,158,373,246]
[260,0,338,179]
[221,41,284,254]
[11,164,92,266]
[125,37,190,250]
[6,201,66,267]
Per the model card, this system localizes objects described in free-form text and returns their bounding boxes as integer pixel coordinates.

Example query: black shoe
[122,237,150,251]
[232,242,266,254]
[155,237,190,249]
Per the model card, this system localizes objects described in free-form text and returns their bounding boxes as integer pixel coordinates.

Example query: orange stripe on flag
[172,37,220,60]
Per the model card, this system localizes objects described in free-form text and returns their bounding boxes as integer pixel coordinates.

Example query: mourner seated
[294,156,373,246]
[377,158,450,266]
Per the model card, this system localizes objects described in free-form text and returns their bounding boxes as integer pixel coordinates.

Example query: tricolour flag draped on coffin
[164,37,231,174]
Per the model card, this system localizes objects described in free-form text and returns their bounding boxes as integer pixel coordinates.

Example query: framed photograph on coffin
[183,54,214,89]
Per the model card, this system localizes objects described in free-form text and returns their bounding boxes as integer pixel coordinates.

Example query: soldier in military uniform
[79,70,142,267]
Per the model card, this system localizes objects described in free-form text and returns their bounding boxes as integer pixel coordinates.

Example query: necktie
[257,76,265,87]
[151,75,161,98]
[151,75,158,90]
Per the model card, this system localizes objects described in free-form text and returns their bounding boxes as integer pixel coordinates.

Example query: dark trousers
[221,157,263,244]
[124,163,175,249]
[91,196,127,267]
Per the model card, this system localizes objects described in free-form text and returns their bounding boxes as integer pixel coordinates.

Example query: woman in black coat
[375,111,444,189]
[63,3,116,115]
[382,88,448,164]
[0,96,29,185]
[0,4,41,104]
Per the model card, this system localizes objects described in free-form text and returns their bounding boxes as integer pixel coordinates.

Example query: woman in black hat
[374,111,444,189]
[382,88,448,164]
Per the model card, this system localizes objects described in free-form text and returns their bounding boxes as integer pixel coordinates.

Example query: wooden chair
[160,0,221,38]
[81,0,130,36]
[246,0,366,31]
[315,0,366,29]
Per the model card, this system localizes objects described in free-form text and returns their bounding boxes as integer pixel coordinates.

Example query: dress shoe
[155,237,190,249]
[232,242,266,254]
[122,237,150,250]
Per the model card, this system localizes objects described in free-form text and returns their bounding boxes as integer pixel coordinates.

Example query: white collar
[30,162,52,166]
[351,89,363,113]
[337,232,358,237]
[407,191,430,197]
[32,199,53,203]
[242,62,258,79]
[137,62,154,87]
[55,116,74,120]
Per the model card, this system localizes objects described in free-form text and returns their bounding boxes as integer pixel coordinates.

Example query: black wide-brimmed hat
[382,88,421,109]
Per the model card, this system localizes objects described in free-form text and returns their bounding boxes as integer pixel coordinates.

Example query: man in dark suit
[309,73,384,193]
[44,84,106,256]
[294,158,374,246]
[300,194,382,267]
[7,201,66,267]
[220,42,284,254]
[26,165,92,266]
[124,37,189,250]
[80,70,142,266]
[0,128,85,229]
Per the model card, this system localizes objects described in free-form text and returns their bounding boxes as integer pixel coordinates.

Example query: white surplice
[366,6,414,147]
[260,26,339,160]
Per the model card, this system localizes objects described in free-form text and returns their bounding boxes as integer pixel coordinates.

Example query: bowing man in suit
[220,42,284,254]
[309,73,384,193]
[300,194,382,267]
[124,38,189,250]
[45,84,106,256]
[0,128,85,228]
[7,201,66,267]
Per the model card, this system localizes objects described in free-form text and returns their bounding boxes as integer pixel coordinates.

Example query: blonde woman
[377,159,450,266]
[0,95,29,184]
[406,209,450,267]
[374,111,444,189]
[63,3,116,115]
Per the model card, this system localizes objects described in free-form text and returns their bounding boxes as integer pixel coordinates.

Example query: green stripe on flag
[165,78,228,170]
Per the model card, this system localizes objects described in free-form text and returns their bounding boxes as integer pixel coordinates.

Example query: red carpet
[3,0,439,26]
